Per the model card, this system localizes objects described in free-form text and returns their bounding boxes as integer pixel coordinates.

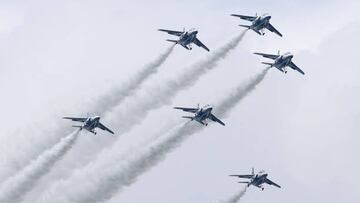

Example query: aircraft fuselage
[179,30,198,49]
[82,116,101,134]
[273,53,294,73]
[251,15,271,33]
[250,173,268,189]
[194,106,213,125]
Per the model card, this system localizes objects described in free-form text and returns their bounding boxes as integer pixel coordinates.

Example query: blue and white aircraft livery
[158,28,210,51]
[231,13,282,37]
[254,51,305,75]
[174,104,225,126]
[63,116,114,134]
[230,168,281,190]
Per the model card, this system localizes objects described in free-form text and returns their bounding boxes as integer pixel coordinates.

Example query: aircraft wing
[193,38,210,52]
[229,175,253,179]
[62,117,87,122]
[174,107,198,113]
[97,122,114,134]
[265,178,281,188]
[158,29,184,36]
[230,14,257,21]
[288,61,305,75]
[266,23,283,37]
[209,114,225,126]
[253,52,279,59]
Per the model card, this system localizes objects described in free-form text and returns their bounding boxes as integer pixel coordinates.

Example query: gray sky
[0,0,359,203]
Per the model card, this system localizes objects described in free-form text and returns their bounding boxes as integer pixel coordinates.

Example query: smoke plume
[0,130,80,203]
[221,187,247,203]
[0,46,174,183]
[36,67,268,203]
[33,31,249,193]
[90,44,175,115]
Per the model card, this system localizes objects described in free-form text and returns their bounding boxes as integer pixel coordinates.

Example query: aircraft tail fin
[181,116,194,120]
[166,39,178,44]
[239,24,251,29]
[251,167,255,175]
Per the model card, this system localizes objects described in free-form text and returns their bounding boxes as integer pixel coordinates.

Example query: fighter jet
[254,51,305,75]
[231,13,282,37]
[63,116,114,135]
[230,168,281,190]
[158,28,210,51]
[174,104,225,126]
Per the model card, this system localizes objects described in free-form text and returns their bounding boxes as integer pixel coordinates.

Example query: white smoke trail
[215,67,270,117]
[0,46,174,183]
[32,31,249,195]
[36,67,267,203]
[99,30,248,136]
[221,187,247,203]
[90,44,175,115]
[0,130,80,203]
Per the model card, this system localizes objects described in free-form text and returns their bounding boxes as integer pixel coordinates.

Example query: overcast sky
[0,0,359,203]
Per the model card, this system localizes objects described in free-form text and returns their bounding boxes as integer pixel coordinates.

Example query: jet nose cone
[194,31,198,34]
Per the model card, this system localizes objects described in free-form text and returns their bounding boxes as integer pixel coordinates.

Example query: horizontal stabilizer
[166,39,178,44]
[261,62,273,66]
[72,125,82,129]
[181,116,194,120]
[238,181,250,184]
[239,24,251,29]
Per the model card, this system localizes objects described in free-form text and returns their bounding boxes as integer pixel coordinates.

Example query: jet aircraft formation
[63,12,305,197]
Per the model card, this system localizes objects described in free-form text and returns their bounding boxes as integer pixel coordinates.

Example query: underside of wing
[62,117,87,122]
[253,52,279,59]
[266,23,283,37]
[173,107,198,113]
[209,114,225,126]
[193,38,210,51]
[230,14,256,21]
[229,175,253,179]
[98,122,114,134]
[265,178,281,188]
[288,62,305,75]
[158,29,184,36]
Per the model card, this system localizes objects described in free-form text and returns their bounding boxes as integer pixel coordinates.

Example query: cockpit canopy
[283,52,293,57]
[261,13,271,18]
[188,28,198,33]
[203,104,213,109]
